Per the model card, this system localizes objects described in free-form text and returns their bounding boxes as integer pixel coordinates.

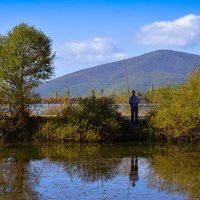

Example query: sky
[1,0,200,78]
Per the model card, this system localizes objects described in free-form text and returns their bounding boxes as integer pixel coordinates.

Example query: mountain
[37,50,200,97]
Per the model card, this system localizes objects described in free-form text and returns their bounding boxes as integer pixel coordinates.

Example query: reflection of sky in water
[33,158,187,200]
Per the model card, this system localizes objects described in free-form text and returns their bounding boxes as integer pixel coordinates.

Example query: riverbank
[1,114,200,144]
[0,113,149,143]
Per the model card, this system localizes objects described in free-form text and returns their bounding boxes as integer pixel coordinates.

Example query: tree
[89,88,95,98]
[64,84,70,107]
[148,67,200,141]
[0,23,55,118]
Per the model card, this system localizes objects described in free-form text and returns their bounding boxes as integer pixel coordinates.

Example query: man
[129,90,140,124]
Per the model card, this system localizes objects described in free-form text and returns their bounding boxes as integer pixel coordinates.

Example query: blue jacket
[129,95,140,108]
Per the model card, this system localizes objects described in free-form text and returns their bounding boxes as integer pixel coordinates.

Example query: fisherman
[129,90,140,124]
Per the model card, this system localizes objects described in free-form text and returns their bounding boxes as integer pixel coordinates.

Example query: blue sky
[1,0,200,77]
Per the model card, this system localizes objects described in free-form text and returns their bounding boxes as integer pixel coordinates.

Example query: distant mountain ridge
[37,50,200,97]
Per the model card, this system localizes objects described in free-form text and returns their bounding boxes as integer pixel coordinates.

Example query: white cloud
[138,14,200,46]
[112,52,129,60]
[58,38,115,55]
[56,37,128,64]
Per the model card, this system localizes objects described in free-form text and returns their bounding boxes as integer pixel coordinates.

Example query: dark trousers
[131,106,138,124]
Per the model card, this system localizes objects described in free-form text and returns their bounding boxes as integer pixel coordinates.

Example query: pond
[0,143,199,200]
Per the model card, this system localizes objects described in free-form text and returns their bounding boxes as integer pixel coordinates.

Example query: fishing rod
[124,56,130,98]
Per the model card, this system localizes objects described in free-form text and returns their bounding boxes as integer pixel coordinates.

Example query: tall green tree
[0,23,55,118]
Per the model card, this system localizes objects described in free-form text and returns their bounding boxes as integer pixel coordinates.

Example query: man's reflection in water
[129,156,139,187]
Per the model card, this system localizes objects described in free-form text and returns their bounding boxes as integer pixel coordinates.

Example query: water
[0,143,199,200]
[29,103,152,115]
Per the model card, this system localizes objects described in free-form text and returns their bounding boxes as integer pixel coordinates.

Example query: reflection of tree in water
[41,144,122,182]
[0,143,152,198]
[129,156,139,187]
[0,146,41,200]
[40,144,144,183]
[1,143,199,199]
[63,158,121,182]
[146,146,200,200]
[0,158,15,196]
[0,143,123,196]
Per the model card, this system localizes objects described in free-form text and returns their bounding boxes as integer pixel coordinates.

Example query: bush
[0,113,28,139]
[38,120,101,142]
[63,96,123,141]
[0,112,44,140]
[38,96,123,142]
[148,68,200,142]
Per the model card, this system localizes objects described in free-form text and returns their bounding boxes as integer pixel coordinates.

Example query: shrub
[38,121,101,142]
[39,121,59,141]
[57,124,80,141]
[38,96,123,142]
[0,112,43,140]
[62,96,123,141]
[148,68,200,142]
